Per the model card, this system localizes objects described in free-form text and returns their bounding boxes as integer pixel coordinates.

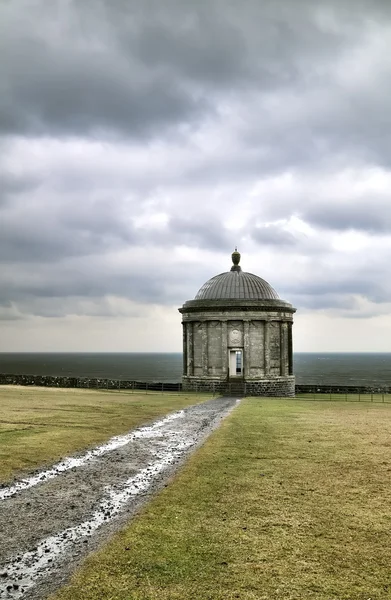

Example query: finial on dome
[231,248,241,272]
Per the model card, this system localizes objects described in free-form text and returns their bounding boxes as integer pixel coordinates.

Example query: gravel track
[0,396,239,600]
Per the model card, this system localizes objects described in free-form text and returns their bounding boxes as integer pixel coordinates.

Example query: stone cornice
[179,298,296,314]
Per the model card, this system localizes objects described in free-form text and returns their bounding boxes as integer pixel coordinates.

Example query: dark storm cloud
[0,2,211,138]
[1,0,386,141]
[1,0,391,183]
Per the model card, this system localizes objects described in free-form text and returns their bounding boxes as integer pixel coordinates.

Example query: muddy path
[0,396,239,600]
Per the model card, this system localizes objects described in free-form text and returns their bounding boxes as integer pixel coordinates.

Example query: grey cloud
[248,192,391,236]
[1,0,385,140]
[0,304,24,321]
[302,200,391,233]
[285,259,391,308]
[166,217,232,251]
[251,224,297,246]
[0,172,42,206]
[0,43,207,139]
[289,280,386,302]
[0,203,137,264]
[0,265,154,310]
[0,3,210,138]
[259,198,391,235]
[2,0,391,330]
[288,292,356,311]
[0,253,203,318]
[0,202,226,267]
[289,291,391,318]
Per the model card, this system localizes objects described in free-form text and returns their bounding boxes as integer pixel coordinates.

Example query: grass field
[0,386,210,483]
[50,397,391,600]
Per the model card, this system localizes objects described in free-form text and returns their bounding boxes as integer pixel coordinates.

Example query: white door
[229,350,243,376]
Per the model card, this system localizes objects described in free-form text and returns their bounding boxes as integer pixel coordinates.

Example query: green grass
[51,398,391,600]
[0,385,210,483]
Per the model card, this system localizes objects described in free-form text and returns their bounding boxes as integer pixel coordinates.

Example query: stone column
[187,322,194,376]
[288,321,293,375]
[221,320,228,379]
[182,322,187,376]
[201,321,208,376]
[243,320,250,378]
[280,321,288,376]
[264,320,270,376]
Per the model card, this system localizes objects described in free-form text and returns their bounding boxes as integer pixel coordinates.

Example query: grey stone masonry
[182,376,295,397]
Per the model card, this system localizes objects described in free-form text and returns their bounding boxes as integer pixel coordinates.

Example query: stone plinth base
[182,376,295,397]
[245,377,295,397]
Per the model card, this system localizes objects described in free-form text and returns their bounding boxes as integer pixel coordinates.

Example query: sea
[1,353,391,386]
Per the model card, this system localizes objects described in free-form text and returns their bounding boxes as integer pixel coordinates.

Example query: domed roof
[195,249,279,301]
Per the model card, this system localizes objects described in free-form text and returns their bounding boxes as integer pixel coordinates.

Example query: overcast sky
[1,0,391,353]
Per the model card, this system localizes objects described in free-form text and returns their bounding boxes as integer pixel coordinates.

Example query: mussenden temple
[179,249,296,396]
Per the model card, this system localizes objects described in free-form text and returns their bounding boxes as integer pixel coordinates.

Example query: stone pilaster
[288,322,293,375]
[182,322,187,376]
[221,320,228,378]
[187,322,194,376]
[201,321,208,375]
[243,320,250,378]
[264,320,270,376]
[280,321,288,376]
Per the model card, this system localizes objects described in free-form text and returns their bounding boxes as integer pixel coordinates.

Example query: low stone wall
[0,373,182,391]
[0,373,389,395]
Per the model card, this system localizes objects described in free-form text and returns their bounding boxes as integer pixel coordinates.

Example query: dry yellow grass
[0,385,210,483]
[51,398,391,600]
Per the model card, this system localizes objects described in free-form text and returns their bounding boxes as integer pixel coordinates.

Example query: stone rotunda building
[179,249,296,396]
